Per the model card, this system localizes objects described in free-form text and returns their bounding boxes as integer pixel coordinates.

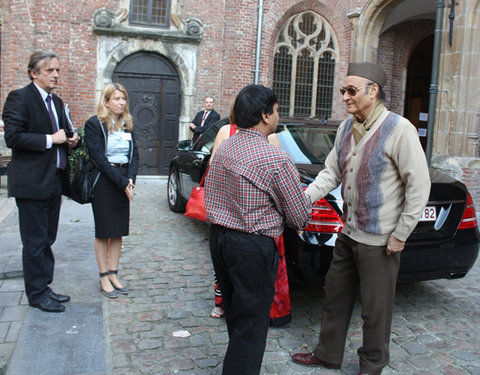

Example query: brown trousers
[314,233,401,374]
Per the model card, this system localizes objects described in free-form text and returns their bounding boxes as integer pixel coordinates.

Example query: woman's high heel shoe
[99,272,118,298]
[108,270,129,295]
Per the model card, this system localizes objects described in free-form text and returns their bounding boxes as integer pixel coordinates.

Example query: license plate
[420,206,437,222]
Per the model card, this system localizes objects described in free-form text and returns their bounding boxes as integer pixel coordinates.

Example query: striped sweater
[305,108,430,246]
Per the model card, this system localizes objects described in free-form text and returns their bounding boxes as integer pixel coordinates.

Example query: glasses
[339,83,373,96]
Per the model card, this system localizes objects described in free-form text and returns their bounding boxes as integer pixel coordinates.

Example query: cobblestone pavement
[105,179,480,375]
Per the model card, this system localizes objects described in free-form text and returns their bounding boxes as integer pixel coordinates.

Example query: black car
[168,118,480,285]
[167,117,229,212]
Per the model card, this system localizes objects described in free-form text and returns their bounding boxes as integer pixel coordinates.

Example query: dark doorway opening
[113,52,180,175]
[404,34,434,150]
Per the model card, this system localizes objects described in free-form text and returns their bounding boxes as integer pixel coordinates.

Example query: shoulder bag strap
[229,124,237,137]
[199,167,209,187]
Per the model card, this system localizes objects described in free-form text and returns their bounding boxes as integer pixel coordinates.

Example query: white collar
[33,83,51,102]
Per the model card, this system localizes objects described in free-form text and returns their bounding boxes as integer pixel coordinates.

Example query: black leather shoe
[99,272,118,299]
[291,352,341,369]
[30,298,66,313]
[111,284,128,295]
[100,282,118,299]
[50,291,71,303]
[108,270,129,295]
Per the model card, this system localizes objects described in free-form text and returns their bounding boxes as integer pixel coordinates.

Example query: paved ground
[0,180,105,375]
[1,179,480,374]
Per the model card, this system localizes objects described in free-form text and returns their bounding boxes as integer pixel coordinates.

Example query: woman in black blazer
[84,83,139,298]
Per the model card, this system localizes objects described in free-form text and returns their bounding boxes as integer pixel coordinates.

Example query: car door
[178,118,229,199]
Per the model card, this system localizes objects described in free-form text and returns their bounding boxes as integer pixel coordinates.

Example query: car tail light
[457,192,478,230]
[303,198,344,233]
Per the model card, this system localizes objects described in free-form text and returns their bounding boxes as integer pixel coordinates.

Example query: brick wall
[0,1,471,130]
[378,20,435,115]
[182,0,353,120]
[0,0,416,125]
[0,0,119,129]
[181,0,264,118]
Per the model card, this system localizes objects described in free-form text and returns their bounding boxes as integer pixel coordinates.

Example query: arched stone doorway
[113,52,181,175]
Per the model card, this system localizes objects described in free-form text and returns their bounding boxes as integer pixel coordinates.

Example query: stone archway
[113,52,181,175]
[350,0,437,62]
[349,0,403,62]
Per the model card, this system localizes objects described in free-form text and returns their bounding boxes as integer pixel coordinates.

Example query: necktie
[46,95,67,169]
[200,111,208,126]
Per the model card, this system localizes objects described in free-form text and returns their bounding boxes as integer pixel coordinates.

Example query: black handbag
[70,156,99,204]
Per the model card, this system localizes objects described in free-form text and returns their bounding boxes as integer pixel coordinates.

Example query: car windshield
[276,124,336,164]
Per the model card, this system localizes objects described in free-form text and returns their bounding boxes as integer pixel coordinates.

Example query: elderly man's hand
[386,234,405,255]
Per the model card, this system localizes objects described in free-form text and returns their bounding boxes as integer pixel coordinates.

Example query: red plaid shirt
[205,127,311,238]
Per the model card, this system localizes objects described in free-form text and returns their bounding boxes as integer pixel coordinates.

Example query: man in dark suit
[3,50,79,313]
[189,96,220,142]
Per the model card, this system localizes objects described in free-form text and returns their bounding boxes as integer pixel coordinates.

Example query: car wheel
[167,169,187,212]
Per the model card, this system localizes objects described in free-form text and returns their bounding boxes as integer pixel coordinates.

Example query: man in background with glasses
[291,62,430,375]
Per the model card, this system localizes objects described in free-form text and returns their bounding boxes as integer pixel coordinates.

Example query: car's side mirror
[177,139,192,151]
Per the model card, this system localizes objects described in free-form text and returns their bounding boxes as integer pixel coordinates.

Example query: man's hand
[189,122,196,130]
[386,234,405,255]
[66,131,80,148]
[51,129,67,144]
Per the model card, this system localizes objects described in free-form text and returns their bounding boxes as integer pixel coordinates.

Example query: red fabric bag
[185,169,209,221]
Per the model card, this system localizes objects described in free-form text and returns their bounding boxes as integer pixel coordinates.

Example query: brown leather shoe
[291,352,341,369]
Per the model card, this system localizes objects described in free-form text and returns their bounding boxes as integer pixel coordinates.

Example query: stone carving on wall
[93,8,128,28]
[185,18,203,37]
[92,7,203,44]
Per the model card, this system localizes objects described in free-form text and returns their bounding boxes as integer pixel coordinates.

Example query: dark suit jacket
[3,83,71,199]
[84,116,139,190]
[190,109,220,138]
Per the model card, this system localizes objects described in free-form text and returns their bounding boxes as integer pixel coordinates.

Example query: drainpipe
[253,0,264,84]
[426,0,445,166]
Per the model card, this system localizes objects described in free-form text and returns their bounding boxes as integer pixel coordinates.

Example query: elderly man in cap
[291,62,430,374]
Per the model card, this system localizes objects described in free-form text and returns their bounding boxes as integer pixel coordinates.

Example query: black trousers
[16,172,62,305]
[210,224,278,375]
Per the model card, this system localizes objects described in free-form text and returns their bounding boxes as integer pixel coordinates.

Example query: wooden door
[113,52,180,175]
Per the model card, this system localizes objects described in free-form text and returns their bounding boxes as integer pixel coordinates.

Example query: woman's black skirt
[92,167,129,239]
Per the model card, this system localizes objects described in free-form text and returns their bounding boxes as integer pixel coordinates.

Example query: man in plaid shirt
[205,84,311,375]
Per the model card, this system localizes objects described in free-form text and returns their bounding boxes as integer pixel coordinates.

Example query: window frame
[129,0,171,28]
[273,11,338,119]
